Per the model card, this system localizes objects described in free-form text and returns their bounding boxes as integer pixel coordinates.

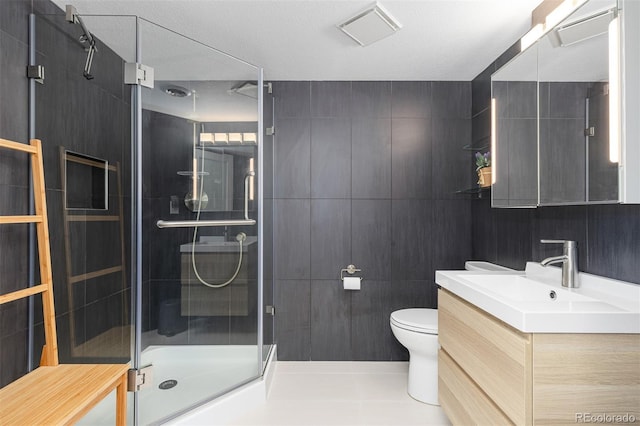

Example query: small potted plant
[475,151,491,188]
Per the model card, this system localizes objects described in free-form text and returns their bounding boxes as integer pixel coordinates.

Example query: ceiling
[51,0,543,81]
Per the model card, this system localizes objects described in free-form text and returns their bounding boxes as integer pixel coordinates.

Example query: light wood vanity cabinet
[439,350,513,425]
[438,289,640,426]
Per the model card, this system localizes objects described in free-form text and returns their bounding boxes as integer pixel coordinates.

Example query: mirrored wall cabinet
[491,0,639,207]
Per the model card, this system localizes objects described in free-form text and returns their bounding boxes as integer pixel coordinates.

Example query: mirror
[491,0,620,207]
[538,1,618,204]
[491,43,539,207]
[197,121,258,213]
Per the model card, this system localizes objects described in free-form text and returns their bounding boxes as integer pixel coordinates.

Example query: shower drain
[159,380,178,390]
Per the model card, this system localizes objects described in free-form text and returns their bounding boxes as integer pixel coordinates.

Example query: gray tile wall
[0,0,32,387]
[471,46,640,285]
[273,81,473,361]
[0,0,131,386]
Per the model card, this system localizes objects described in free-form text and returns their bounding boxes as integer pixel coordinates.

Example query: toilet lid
[391,309,438,334]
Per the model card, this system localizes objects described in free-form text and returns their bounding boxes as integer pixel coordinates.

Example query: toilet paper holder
[341,264,362,281]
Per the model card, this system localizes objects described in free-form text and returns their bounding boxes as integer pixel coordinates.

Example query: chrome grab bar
[156,219,256,229]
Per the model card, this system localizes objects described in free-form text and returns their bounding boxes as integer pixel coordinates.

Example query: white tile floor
[227,362,451,426]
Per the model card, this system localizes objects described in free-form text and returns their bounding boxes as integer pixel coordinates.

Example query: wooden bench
[0,364,129,425]
[0,138,129,425]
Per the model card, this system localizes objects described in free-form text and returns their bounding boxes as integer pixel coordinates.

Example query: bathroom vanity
[436,265,640,425]
[180,236,257,316]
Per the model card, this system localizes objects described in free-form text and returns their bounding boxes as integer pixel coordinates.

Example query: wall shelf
[463,136,490,151]
[455,186,491,199]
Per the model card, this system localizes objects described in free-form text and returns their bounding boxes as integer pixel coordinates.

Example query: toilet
[391,261,514,404]
[390,308,439,404]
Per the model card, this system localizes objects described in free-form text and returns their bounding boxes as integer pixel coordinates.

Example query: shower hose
[190,148,245,289]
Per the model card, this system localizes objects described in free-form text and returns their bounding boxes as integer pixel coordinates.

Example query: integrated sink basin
[464,275,601,302]
[436,262,640,333]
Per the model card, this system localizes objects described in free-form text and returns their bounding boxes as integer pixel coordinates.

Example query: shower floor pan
[77,345,261,425]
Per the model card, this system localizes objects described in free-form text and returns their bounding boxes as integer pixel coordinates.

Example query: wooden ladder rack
[0,138,129,425]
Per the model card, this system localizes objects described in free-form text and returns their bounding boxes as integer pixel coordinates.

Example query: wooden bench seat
[0,364,129,425]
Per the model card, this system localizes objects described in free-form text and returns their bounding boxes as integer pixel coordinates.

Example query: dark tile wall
[471,48,640,285]
[0,0,31,386]
[0,0,131,386]
[539,82,589,204]
[273,81,472,361]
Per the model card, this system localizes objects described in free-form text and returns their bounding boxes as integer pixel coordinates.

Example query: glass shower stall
[31,9,274,425]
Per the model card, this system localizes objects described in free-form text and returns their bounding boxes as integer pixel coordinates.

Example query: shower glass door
[135,18,263,424]
[33,11,266,424]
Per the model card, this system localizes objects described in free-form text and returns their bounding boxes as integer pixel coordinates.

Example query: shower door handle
[156,219,256,229]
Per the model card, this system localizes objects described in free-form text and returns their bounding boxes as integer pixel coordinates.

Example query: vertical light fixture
[521,23,544,51]
[608,16,620,163]
[249,158,255,201]
[192,123,198,200]
[491,98,497,184]
[192,158,198,197]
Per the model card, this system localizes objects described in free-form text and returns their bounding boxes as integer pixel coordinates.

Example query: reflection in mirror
[491,44,539,208]
[198,122,258,213]
[538,1,618,204]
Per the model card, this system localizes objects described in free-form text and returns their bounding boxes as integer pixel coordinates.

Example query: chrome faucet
[540,240,579,288]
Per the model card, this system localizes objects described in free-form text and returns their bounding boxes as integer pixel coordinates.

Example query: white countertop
[436,262,640,333]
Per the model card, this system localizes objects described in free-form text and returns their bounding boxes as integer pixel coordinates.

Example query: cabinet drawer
[439,349,513,425]
[438,289,532,425]
[533,333,640,425]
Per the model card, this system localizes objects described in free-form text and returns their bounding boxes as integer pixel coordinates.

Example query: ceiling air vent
[337,3,402,47]
[549,8,614,48]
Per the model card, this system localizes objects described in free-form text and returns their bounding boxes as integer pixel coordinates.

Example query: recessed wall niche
[64,150,108,210]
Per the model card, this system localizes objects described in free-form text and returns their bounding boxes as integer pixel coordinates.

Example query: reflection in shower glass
[196,149,233,212]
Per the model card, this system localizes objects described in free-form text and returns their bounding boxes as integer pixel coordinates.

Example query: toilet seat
[390,309,438,334]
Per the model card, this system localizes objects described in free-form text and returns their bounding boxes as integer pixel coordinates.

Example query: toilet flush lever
[341,264,361,281]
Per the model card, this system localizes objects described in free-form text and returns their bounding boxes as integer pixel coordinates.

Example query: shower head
[66,5,97,80]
